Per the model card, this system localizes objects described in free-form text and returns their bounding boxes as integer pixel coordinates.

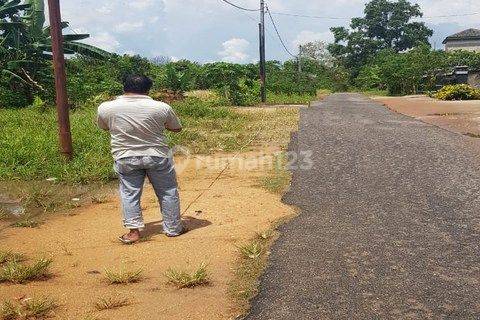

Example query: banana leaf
[63,34,90,42]
[23,0,44,37]
[42,21,69,36]
[63,41,111,59]
[0,3,30,17]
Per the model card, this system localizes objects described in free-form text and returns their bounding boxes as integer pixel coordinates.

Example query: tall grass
[266,92,314,105]
[0,97,246,183]
[1,95,299,183]
[0,107,112,183]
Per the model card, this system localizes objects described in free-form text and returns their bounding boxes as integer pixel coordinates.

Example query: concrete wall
[445,40,480,53]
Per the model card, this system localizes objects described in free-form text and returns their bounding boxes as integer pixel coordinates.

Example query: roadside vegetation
[259,153,291,195]
[229,229,278,315]
[0,257,52,284]
[94,297,130,311]
[165,263,210,289]
[104,267,143,285]
[0,297,57,320]
[433,84,480,101]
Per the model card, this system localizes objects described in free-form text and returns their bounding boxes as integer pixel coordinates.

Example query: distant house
[443,28,480,52]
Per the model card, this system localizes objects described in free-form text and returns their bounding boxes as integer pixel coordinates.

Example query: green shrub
[0,86,29,109]
[434,84,480,101]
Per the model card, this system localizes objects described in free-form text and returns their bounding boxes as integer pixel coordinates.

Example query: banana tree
[0,0,110,94]
[22,0,110,59]
[0,0,37,88]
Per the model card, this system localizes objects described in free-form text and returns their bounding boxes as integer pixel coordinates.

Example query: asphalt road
[245,93,480,319]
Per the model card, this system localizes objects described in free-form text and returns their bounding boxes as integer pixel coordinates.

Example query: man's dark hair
[123,75,153,94]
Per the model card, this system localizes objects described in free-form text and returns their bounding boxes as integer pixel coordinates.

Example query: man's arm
[97,116,109,131]
[165,107,182,133]
[97,105,109,131]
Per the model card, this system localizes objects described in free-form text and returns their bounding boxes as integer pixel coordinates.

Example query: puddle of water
[0,193,24,217]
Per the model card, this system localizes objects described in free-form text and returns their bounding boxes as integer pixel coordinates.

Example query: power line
[220,0,259,12]
[268,10,480,21]
[270,11,349,20]
[422,12,480,19]
[265,5,297,58]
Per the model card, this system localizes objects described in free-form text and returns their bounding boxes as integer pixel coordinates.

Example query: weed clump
[0,251,25,265]
[94,297,130,311]
[104,267,143,285]
[0,258,52,284]
[165,262,209,289]
[238,243,263,260]
[0,297,56,319]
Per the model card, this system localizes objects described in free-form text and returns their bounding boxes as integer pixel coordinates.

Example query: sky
[54,0,480,63]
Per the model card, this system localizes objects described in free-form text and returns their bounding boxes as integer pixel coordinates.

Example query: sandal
[118,234,139,245]
[165,227,189,238]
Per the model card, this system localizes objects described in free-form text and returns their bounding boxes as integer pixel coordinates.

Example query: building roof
[443,28,480,44]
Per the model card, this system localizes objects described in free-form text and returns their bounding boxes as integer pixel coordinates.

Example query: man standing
[98,75,184,244]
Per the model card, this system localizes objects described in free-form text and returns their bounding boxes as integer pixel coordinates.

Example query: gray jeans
[114,156,182,236]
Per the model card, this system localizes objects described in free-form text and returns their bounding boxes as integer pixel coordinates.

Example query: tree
[299,40,333,66]
[328,0,433,76]
[355,46,445,95]
[0,0,110,106]
[22,0,109,59]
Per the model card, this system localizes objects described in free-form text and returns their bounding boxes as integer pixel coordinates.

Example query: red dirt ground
[375,95,480,136]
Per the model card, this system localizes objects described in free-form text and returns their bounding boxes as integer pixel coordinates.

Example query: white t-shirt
[97,95,182,160]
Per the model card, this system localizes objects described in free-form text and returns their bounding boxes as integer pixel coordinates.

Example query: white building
[443,29,480,52]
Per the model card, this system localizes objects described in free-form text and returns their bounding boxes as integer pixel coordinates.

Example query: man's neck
[123,92,148,96]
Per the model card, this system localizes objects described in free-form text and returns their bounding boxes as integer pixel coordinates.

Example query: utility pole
[298,45,302,74]
[48,0,73,159]
[259,0,266,103]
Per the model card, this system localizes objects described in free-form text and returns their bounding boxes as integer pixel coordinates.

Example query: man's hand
[167,127,182,133]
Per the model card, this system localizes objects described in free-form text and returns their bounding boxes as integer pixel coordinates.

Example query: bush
[434,84,480,101]
[0,86,30,109]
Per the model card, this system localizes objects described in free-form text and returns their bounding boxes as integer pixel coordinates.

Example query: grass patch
[10,216,39,228]
[238,242,263,260]
[0,251,25,265]
[229,230,277,315]
[361,89,390,97]
[20,185,62,213]
[0,297,56,319]
[104,267,143,285]
[165,262,210,289]
[0,258,52,284]
[1,97,243,182]
[0,209,11,221]
[259,153,291,194]
[94,296,130,311]
[0,97,299,183]
[266,92,313,105]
